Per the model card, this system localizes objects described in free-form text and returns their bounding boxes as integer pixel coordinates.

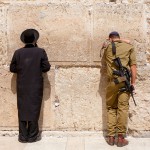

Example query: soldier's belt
[113,76,127,84]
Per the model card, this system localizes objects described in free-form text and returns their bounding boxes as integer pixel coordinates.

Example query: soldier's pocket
[106,81,115,91]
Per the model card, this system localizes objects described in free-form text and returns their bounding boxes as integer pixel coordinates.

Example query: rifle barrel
[131,93,137,106]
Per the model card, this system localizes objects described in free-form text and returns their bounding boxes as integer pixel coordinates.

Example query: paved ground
[0,134,150,150]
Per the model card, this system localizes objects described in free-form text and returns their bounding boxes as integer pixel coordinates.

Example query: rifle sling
[111,42,127,84]
[111,42,117,57]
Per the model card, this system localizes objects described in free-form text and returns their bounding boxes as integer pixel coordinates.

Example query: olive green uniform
[103,42,136,136]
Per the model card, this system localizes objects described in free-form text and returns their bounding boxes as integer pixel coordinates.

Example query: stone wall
[0,0,150,136]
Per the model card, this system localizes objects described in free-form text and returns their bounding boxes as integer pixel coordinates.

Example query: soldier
[10,29,51,143]
[101,31,137,147]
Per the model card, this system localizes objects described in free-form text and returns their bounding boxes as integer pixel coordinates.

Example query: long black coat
[10,44,50,121]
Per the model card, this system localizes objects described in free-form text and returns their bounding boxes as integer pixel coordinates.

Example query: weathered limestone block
[0,5,8,66]
[7,3,90,63]
[0,68,18,128]
[54,67,105,131]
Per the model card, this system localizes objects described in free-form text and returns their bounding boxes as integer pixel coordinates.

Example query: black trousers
[19,121,39,142]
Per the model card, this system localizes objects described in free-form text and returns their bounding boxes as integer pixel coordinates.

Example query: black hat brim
[20,29,39,43]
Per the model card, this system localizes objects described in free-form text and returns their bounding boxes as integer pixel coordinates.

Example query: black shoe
[28,135,41,143]
[18,138,28,143]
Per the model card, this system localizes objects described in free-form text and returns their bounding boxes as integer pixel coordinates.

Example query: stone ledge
[0,131,150,137]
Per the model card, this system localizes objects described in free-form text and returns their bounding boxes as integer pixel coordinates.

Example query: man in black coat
[10,29,51,143]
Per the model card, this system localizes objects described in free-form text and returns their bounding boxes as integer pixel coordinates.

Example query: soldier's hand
[102,42,107,49]
[101,39,110,49]
[131,84,136,95]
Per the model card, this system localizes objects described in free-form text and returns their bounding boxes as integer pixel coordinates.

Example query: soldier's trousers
[106,81,130,136]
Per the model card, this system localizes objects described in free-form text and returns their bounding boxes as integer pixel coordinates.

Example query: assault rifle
[113,57,137,106]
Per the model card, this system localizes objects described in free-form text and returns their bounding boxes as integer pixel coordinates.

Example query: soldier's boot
[106,136,115,146]
[117,134,129,147]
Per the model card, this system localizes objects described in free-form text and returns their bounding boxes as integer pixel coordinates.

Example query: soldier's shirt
[102,41,136,78]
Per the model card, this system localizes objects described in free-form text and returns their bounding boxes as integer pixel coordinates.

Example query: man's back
[15,46,45,82]
[104,42,136,78]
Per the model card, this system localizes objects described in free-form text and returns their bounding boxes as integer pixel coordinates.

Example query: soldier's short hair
[109,31,120,38]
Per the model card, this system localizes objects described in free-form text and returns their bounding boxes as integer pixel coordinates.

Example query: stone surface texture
[0,0,150,137]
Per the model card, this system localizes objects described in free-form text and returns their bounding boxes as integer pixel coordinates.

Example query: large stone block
[54,67,106,131]
[7,3,90,63]
[0,5,8,66]
[0,68,18,128]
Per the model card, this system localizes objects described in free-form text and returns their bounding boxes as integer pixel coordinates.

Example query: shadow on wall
[11,73,17,94]
[39,73,51,130]
[98,52,108,137]
[110,0,117,2]
[10,73,51,130]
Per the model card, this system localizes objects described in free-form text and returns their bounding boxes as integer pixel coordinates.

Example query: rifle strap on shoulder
[111,42,117,58]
